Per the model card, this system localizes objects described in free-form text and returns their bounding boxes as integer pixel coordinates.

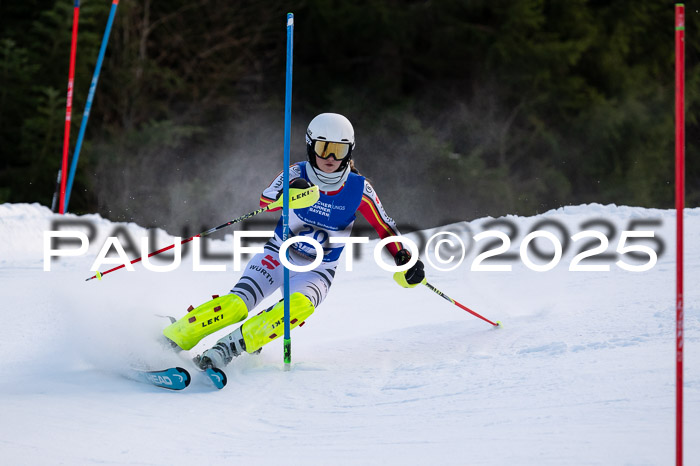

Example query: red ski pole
[422,281,501,327]
[85,186,319,281]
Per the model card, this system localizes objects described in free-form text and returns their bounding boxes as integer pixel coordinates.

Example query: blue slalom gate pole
[64,0,120,212]
[282,12,294,370]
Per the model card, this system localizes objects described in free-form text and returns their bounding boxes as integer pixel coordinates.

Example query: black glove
[394,249,425,285]
[275,178,313,200]
[290,178,312,189]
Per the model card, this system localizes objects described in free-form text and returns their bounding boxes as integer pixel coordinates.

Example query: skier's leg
[195,292,315,368]
[163,293,249,351]
[196,262,337,368]
[288,265,337,309]
[163,242,284,350]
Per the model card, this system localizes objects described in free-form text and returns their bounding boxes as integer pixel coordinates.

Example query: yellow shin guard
[163,294,248,350]
[241,293,315,353]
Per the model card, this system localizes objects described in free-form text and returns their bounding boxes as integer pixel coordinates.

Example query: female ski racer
[162,113,425,369]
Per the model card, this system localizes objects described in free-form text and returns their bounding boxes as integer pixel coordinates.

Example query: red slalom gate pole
[675,4,685,466]
[58,1,80,214]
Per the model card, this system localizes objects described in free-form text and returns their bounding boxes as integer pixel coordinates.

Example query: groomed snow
[0,202,697,465]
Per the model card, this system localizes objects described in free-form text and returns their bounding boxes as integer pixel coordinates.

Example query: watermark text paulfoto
[44,217,665,273]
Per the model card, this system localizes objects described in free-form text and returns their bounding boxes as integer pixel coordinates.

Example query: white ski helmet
[305,113,355,172]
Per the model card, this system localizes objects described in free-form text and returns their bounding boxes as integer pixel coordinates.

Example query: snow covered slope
[0,202,698,465]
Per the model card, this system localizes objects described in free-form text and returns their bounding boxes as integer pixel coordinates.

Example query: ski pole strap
[422,281,500,327]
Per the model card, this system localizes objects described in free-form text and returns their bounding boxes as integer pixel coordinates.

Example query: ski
[133,366,227,390]
[204,367,227,389]
[155,330,227,389]
[134,367,191,390]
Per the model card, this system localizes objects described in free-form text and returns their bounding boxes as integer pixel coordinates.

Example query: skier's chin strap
[305,161,350,193]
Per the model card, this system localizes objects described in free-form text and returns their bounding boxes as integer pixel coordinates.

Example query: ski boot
[193,327,247,369]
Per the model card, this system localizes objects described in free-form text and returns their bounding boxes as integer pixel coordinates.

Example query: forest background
[1,0,698,234]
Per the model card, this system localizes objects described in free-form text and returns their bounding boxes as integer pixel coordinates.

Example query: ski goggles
[311,140,351,161]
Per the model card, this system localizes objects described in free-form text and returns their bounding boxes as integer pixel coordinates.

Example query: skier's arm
[358,180,425,287]
[260,171,282,209]
[357,180,404,257]
[260,164,305,211]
